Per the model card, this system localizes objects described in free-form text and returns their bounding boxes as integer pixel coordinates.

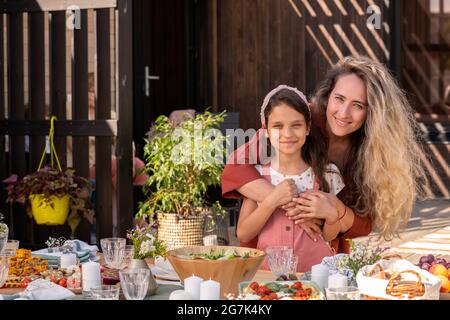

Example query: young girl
[236,85,345,272]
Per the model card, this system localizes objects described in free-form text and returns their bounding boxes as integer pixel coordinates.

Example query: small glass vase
[47,247,63,253]
[128,259,158,296]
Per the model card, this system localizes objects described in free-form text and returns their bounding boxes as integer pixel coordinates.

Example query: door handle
[145,66,160,97]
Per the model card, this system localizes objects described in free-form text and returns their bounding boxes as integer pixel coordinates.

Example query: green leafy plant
[126,224,167,259]
[4,166,94,234]
[137,111,228,225]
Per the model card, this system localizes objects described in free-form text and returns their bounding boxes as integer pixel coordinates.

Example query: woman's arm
[221,164,265,199]
[287,191,371,237]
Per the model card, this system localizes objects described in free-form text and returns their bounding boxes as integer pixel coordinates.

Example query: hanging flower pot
[4,116,94,234]
[29,194,70,225]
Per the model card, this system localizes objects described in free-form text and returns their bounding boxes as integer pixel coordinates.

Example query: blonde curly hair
[314,55,426,240]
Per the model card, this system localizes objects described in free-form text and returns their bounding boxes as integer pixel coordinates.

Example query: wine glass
[265,246,293,278]
[100,238,126,269]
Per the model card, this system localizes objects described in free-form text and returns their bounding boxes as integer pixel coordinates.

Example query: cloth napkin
[0,279,75,300]
[32,239,99,267]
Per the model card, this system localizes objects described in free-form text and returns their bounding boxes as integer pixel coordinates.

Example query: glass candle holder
[90,285,120,300]
[326,286,360,300]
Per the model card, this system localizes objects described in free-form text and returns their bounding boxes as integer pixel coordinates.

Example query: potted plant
[4,166,94,235]
[126,223,166,296]
[137,111,228,249]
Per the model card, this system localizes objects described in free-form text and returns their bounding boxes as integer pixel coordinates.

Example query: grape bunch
[417,254,450,271]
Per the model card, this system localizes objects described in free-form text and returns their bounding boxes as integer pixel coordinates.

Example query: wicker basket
[157,213,205,250]
[364,270,426,300]
[357,260,440,300]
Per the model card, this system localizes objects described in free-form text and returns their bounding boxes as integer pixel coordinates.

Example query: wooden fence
[0,0,134,248]
[195,0,449,199]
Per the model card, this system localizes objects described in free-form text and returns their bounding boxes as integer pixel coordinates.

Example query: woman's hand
[287,190,340,223]
[297,218,323,242]
[264,179,298,209]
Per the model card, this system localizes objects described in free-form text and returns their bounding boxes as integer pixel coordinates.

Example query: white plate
[151,266,180,281]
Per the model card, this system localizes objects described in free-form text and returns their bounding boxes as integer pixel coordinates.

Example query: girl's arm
[236,198,276,243]
[236,180,296,243]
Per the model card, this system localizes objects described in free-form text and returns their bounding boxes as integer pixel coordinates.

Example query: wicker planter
[157,213,205,250]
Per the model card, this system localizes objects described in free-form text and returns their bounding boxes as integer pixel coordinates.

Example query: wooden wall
[196,0,392,130]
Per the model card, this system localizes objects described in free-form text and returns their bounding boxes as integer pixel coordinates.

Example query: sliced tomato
[249,281,259,291]
[58,278,67,287]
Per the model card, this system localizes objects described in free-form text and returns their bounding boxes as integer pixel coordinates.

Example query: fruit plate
[238,280,325,300]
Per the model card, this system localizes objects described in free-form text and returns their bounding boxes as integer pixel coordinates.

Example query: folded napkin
[155,256,175,273]
[32,239,99,267]
[0,279,75,300]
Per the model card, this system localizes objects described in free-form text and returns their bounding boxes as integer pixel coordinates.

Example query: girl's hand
[289,190,340,223]
[264,179,298,208]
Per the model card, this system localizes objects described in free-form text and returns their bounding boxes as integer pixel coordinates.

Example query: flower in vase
[126,223,166,260]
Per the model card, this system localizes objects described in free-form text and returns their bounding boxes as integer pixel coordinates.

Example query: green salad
[178,249,251,260]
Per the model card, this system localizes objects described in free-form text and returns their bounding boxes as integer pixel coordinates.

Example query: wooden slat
[8,12,34,245]
[28,11,54,245]
[28,12,46,172]
[72,9,90,241]
[95,8,113,241]
[0,0,116,13]
[0,120,118,136]
[50,11,67,168]
[116,0,134,238]
[0,13,10,235]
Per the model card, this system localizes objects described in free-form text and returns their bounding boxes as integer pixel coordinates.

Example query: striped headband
[260,85,310,127]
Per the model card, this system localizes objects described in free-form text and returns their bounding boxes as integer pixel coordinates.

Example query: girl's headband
[260,85,310,127]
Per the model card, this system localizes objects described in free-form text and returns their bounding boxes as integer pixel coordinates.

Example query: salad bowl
[166,246,265,298]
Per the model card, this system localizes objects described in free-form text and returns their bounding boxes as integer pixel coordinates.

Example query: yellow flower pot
[29,194,70,225]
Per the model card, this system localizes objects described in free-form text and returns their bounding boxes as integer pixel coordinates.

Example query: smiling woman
[221,55,426,253]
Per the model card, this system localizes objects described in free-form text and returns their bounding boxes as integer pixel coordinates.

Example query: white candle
[169,290,193,300]
[203,235,218,246]
[200,279,221,300]
[327,273,348,289]
[81,261,101,292]
[60,253,77,269]
[311,264,329,292]
[184,275,203,300]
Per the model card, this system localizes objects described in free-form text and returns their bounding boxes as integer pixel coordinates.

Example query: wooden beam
[0,120,118,136]
[8,12,34,244]
[211,0,218,111]
[116,0,134,238]
[28,12,46,172]
[95,8,113,241]
[0,0,116,13]
[50,11,67,167]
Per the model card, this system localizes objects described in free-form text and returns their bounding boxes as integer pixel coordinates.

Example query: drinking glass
[0,234,7,254]
[288,255,299,275]
[120,245,135,269]
[90,285,120,300]
[325,286,361,300]
[119,268,150,300]
[100,238,126,269]
[5,240,19,251]
[0,255,10,288]
[265,246,293,277]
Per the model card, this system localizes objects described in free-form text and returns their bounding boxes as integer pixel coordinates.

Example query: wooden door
[133,0,196,158]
